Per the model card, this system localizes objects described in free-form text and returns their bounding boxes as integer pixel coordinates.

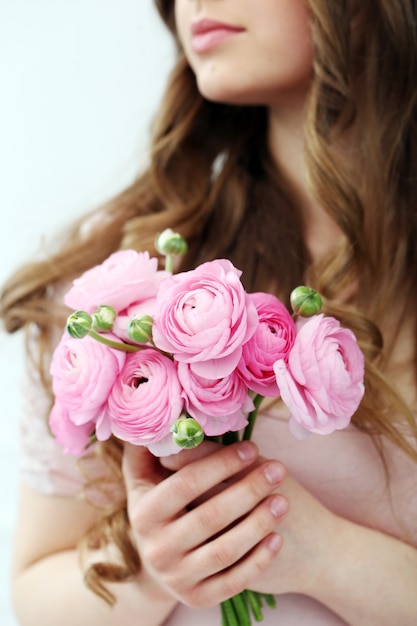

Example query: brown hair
[1,0,417,602]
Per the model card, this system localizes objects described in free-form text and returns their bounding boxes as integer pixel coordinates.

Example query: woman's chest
[254,408,417,545]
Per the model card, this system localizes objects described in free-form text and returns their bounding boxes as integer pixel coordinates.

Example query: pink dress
[19,379,417,626]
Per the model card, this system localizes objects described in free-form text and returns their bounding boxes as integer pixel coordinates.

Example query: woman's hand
[160,442,339,599]
[122,441,288,608]
[244,474,341,596]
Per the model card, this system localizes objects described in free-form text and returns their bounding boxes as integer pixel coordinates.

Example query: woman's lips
[190,19,245,53]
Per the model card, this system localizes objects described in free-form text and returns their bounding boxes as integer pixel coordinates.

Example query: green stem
[263,594,276,609]
[222,430,240,446]
[242,394,264,441]
[230,594,251,626]
[220,602,228,626]
[220,599,239,626]
[246,590,263,622]
[165,254,174,273]
[88,330,140,353]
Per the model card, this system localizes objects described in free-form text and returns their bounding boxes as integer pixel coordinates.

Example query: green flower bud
[66,311,93,338]
[155,229,188,256]
[290,286,323,317]
[127,315,154,344]
[92,305,117,332]
[171,417,204,449]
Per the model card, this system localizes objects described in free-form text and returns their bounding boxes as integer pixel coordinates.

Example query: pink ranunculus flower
[64,250,169,314]
[152,259,259,379]
[97,348,183,448]
[49,401,95,456]
[177,362,254,437]
[274,314,365,438]
[239,292,296,396]
[50,332,126,426]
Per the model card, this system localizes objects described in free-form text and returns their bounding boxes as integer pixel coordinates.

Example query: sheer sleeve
[19,368,85,497]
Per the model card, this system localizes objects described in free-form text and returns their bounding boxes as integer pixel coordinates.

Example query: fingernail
[267,534,282,554]
[264,462,284,484]
[269,496,288,518]
[237,441,257,461]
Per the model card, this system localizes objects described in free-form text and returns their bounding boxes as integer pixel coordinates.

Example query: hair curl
[2,0,417,603]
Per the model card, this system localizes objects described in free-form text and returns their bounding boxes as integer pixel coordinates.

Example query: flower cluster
[48,232,366,626]
[49,236,365,458]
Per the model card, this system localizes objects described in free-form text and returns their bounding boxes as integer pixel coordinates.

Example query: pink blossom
[152,259,258,378]
[274,314,365,437]
[49,402,95,456]
[239,292,296,396]
[177,362,254,436]
[64,250,168,313]
[50,332,126,425]
[97,349,183,446]
[147,432,185,457]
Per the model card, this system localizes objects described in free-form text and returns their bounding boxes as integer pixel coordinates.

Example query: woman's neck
[267,105,342,264]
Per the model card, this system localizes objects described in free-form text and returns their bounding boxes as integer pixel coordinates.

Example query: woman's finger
[127,442,259,530]
[160,439,222,471]
[167,459,287,552]
[186,493,287,582]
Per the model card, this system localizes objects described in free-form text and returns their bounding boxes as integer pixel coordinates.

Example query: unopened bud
[92,305,117,332]
[66,311,93,338]
[171,417,204,449]
[127,315,154,344]
[155,229,188,257]
[290,286,323,318]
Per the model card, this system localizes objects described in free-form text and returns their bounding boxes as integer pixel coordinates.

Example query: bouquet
[49,229,365,625]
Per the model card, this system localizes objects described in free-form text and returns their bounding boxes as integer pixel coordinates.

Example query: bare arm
[318,517,417,625]
[11,485,177,626]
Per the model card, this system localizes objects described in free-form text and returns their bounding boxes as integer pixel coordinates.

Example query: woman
[2,1,417,624]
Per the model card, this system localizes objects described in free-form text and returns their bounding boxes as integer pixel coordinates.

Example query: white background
[0,2,174,623]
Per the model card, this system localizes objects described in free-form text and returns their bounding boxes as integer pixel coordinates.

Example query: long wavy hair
[1,0,417,603]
